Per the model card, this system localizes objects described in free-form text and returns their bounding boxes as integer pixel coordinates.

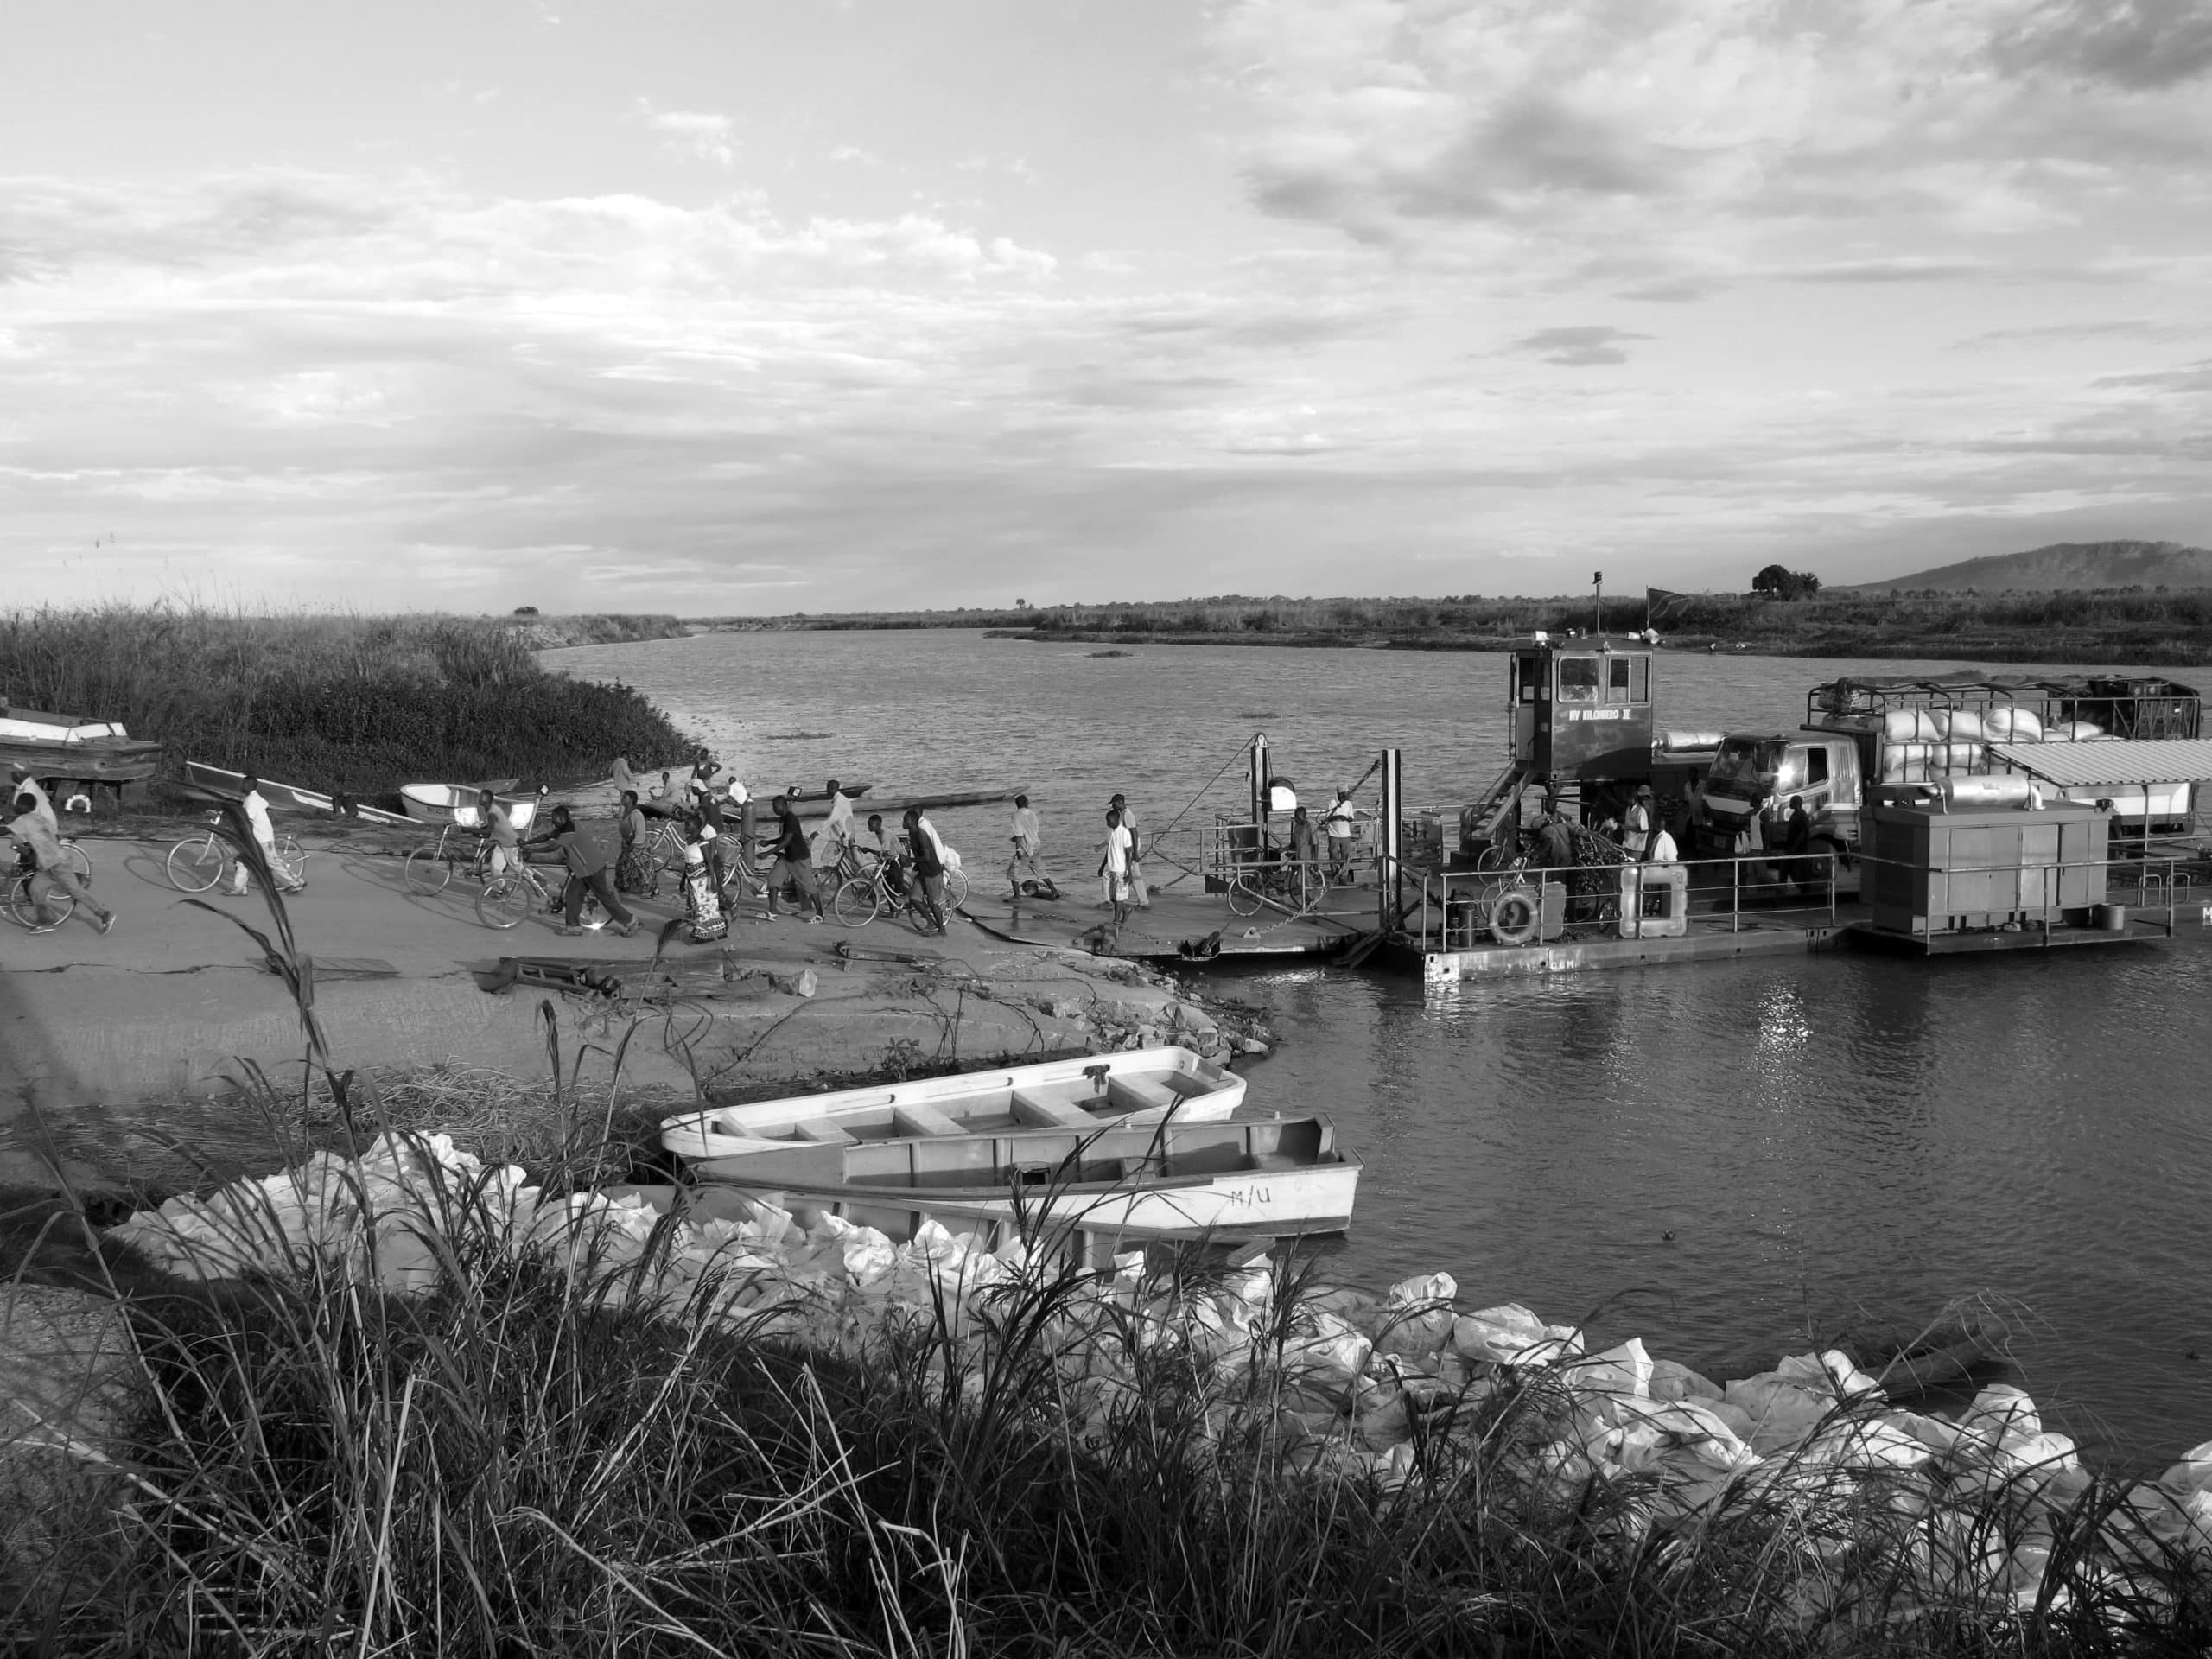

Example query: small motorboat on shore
[659,1047,1362,1256]
[398,779,531,823]
[1,705,164,785]
[674,1107,1361,1260]
[661,1046,1248,1163]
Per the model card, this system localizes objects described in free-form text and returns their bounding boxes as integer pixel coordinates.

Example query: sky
[4,0,2211,613]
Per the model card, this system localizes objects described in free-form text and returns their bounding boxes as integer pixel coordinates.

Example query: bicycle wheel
[9,873,73,932]
[404,844,454,895]
[276,834,307,889]
[942,866,969,911]
[1225,872,1265,916]
[58,842,93,885]
[833,874,883,927]
[167,835,226,893]
[475,875,532,929]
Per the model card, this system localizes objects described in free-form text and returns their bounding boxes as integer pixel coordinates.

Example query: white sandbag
[1915,709,1942,741]
[1577,1338,1655,1403]
[1943,741,1985,769]
[1774,1348,1885,1401]
[1941,709,1985,741]
[1721,1373,1834,1453]
[1957,1384,2042,1446]
[1284,1310,1373,1390]
[1649,1358,1722,1402]
[1452,1304,1580,1367]
[1882,709,1919,741]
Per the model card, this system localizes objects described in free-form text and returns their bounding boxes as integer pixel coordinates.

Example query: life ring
[1489,886,1540,945]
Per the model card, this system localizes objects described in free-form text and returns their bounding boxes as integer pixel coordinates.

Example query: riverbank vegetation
[0,605,692,800]
[12,1173,2209,1656]
[731,589,2212,666]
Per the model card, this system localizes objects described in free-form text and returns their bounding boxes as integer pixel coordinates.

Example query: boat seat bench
[1009,1089,1105,1131]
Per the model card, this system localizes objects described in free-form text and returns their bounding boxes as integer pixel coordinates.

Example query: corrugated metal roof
[1987,738,2212,787]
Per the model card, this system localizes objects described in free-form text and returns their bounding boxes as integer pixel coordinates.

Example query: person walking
[614,789,655,895]
[531,804,639,937]
[819,779,855,859]
[7,766,56,839]
[767,794,823,922]
[1108,792,1148,907]
[225,775,303,895]
[477,788,522,885]
[1007,793,1047,895]
[904,806,948,934]
[7,791,111,932]
[1098,806,1135,929]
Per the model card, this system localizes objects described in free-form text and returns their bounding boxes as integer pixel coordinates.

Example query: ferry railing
[1195,816,1375,890]
[1398,849,1840,954]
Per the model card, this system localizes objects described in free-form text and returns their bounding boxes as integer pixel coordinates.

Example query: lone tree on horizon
[1751,564,1821,601]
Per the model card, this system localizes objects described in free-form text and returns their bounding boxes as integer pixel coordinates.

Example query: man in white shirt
[1007,793,1046,894]
[1622,785,1654,859]
[1646,822,1679,863]
[1324,786,1359,880]
[1098,806,1134,927]
[817,779,855,869]
[226,775,304,895]
[1108,792,1148,907]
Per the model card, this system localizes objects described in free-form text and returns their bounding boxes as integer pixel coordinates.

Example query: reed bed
[0,605,691,800]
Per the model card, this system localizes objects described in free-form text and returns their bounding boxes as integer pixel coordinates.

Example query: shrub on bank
[0,605,691,800]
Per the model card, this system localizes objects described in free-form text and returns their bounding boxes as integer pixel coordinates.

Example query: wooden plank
[1009,1089,1103,1131]
[891,1101,969,1138]
[793,1122,858,1146]
[1105,1075,1179,1115]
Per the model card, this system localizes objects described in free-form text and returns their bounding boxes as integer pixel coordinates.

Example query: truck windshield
[1709,737,1784,791]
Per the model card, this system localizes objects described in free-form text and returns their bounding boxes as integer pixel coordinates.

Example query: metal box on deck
[1866,793,2107,937]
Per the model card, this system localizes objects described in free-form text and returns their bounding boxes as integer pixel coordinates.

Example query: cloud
[634,100,737,168]
[1504,326,1651,367]
[1211,0,2212,276]
[1988,0,2212,90]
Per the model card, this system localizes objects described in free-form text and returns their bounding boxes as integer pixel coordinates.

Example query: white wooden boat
[680,1111,1362,1256]
[183,760,414,827]
[398,780,530,823]
[660,1046,1247,1165]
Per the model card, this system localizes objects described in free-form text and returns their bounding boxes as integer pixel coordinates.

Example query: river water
[550,628,2212,1466]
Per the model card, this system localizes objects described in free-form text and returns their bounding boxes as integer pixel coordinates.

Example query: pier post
[1379,748,1401,930]
[1249,734,1269,827]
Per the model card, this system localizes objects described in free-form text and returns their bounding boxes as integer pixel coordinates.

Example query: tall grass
[0,605,692,799]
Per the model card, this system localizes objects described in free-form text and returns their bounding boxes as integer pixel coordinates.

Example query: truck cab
[1691,733,1863,858]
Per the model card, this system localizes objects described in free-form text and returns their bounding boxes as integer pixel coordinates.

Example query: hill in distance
[1849,539,2212,593]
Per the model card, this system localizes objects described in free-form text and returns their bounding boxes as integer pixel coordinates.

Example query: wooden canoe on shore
[661,1046,1248,1165]
[182,761,415,827]
[677,1110,1360,1257]
[0,707,163,784]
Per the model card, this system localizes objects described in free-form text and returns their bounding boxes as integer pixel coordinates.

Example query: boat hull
[734,1161,1362,1249]
[399,780,531,823]
[182,761,416,827]
[1,709,163,784]
[660,1046,1247,1163]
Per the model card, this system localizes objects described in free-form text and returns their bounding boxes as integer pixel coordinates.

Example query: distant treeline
[720,589,2212,666]
[506,613,691,649]
[0,606,692,801]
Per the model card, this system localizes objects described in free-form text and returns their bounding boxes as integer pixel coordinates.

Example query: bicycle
[6,853,76,932]
[832,853,967,929]
[1225,853,1323,918]
[404,822,493,895]
[167,813,307,893]
[476,859,560,929]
